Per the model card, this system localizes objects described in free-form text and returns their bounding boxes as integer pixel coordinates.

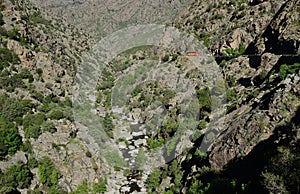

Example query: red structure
[186,52,200,56]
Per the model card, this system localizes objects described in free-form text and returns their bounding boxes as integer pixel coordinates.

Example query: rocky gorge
[0,0,299,193]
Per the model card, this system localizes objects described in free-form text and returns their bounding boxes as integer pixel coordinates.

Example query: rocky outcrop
[175,0,299,171]
[247,0,300,55]
[174,0,294,55]
[209,71,300,169]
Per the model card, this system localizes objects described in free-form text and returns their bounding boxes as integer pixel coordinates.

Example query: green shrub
[41,121,57,133]
[198,32,210,47]
[71,178,107,194]
[93,177,107,193]
[161,116,179,139]
[0,94,27,122]
[0,47,19,70]
[0,162,33,191]
[212,14,223,20]
[10,73,25,88]
[29,12,51,26]
[85,151,92,158]
[36,68,43,76]
[278,63,300,80]
[48,109,64,120]
[7,28,20,40]
[147,135,164,149]
[71,180,90,194]
[23,113,46,129]
[162,54,169,62]
[60,97,72,107]
[31,90,44,102]
[198,120,207,130]
[38,157,61,187]
[0,26,7,36]
[196,87,211,113]
[24,125,42,139]
[27,156,38,169]
[187,170,249,194]
[226,88,237,102]
[131,86,142,97]
[102,113,114,138]
[49,185,68,194]
[20,140,32,153]
[0,3,5,11]
[19,68,34,82]
[224,43,246,56]
[0,118,22,160]
[147,169,162,191]
[23,113,46,139]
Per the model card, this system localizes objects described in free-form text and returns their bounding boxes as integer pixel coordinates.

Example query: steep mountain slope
[0,0,104,193]
[171,0,300,193]
[29,0,194,39]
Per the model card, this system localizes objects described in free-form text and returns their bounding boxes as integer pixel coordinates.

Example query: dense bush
[147,169,162,191]
[161,116,179,140]
[0,94,27,122]
[196,87,211,113]
[24,125,42,139]
[278,63,300,80]
[19,68,34,83]
[9,73,25,88]
[0,47,19,71]
[0,162,33,192]
[146,135,164,149]
[0,73,26,90]
[71,178,107,194]
[23,113,46,139]
[38,157,61,187]
[262,146,300,194]
[0,118,22,160]
[29,12,51,26]
[93,178,107,193]
[20,139,33,153]
[102,113,114,138]
[7,28,20,41]
[187,173,249,194]
[31,90,44,102]
[48,109,64,120]
[224,43,246,56]
[41,121,57,133]
[23,113,46,128]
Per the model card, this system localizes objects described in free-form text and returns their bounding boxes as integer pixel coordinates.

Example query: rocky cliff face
[174,0,299,170]
[173,0,299,192]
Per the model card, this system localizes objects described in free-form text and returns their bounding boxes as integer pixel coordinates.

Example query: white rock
[128,149,139,156]
[132,131,144,136]
[134,139,147,147]
[118,142,127,149]
[128,145,135,150]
